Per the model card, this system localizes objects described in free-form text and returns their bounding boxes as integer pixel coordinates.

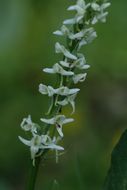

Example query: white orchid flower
[55,42,77,60]
[64,0,90,25]
[39,84,80,97]
[78,28,97,50]
[91,3,100,11]
[39,84,56,97]
[19,134,64,165]
[91,2,111,24]
[43,63,74,76]
[59,60,70,68]
[41,115,74,137]
[56,86,80,96]
[73,73,87,84]
[74,54,90,70]
[53,25,70,36]
[68,0,89,18]
[21,115,37,134]
[57,93,77,114]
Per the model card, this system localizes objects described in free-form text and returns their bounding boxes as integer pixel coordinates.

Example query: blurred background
[0,0,127,189]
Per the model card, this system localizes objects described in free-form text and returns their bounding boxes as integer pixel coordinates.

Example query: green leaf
[104,129,127,190]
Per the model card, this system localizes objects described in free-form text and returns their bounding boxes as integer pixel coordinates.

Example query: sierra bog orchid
[19,0,110,189]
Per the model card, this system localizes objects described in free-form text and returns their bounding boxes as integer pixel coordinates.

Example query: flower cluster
[19,115,64,165]
[19,0,110,165]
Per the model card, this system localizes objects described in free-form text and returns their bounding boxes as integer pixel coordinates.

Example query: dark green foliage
[104,130,127,190]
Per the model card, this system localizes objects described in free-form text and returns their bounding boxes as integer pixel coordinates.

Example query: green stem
[27,157,41,190]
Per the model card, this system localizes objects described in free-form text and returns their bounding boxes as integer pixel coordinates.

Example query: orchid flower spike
[19,0,111,165]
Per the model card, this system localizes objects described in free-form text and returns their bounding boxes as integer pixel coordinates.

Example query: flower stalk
[27,157,41,190]
[19,0,111,189]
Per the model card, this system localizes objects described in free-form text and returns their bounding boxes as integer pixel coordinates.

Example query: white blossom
[91,12,108,24]
[41,115,74,137]
[54,25,91,41]
[78,28,97,50]
[55,42,77,60]
[91,2,111,24]
[21,115,38,134]
[69,29,87,40]
[65,0,91,24]
[39,84,56,97]
[101,2,111,10]
[59,60,70,68]
[19,134,64,165]
[68,0,87,14]
[56,86,80,96]
[69,28,95,41]
[39,84,80,97]
[60,55,90,70]
[57,93,77,114]
[63,18,76,25]
[43,63,74,76]
[53,25,70,36]
[73,73,87,84]
[74,54,90,70]
[91,3,100,11]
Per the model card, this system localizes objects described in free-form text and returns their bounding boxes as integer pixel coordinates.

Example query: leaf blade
[104,130,127,190]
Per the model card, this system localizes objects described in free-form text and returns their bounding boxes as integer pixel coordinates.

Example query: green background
[0,0,127,189]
